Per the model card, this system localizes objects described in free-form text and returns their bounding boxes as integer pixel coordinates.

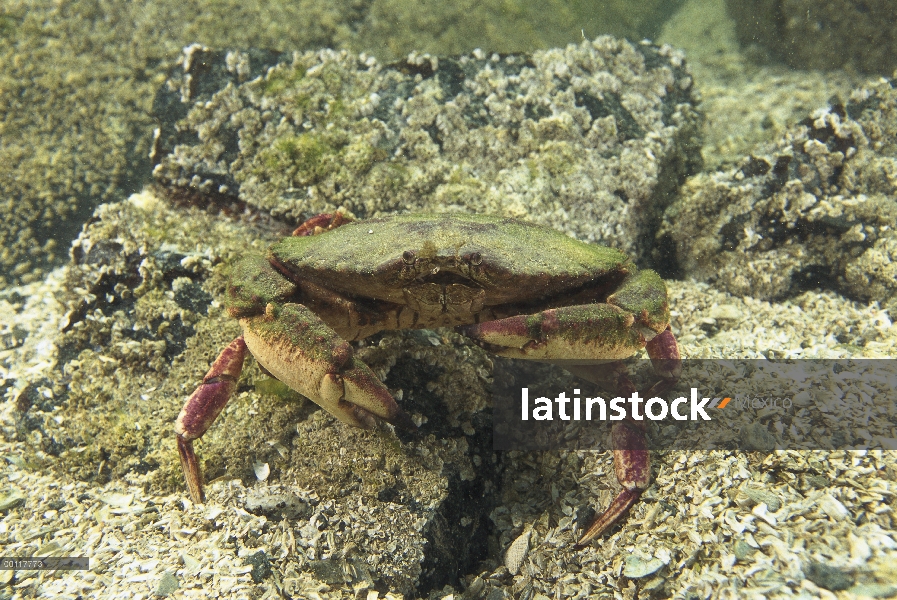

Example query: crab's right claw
[175,336,247,503]
[240,302,417,431]
[338,357,418,431]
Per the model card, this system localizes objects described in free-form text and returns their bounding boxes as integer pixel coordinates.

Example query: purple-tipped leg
[575,419,650,547]
[575,326,680,547]
[174,336,247,503]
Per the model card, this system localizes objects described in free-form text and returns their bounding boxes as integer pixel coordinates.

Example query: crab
[174,212,680,546]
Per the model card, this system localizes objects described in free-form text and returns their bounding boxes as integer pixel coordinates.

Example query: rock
[804,561,854,591]
[152,39,701,262]
[659,77,897,312]
[0,0,691,290]
[244,550,272,583]
[154,571,179,596]
[244,488,312,521]
[726,0,897,75]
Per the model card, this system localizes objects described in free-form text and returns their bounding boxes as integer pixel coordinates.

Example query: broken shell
[504,527,532,575]
[818,493,849,520]
[253,461,271,482]
[623,555,665,578]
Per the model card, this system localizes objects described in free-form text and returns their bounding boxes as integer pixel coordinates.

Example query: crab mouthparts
[403,278,486,317]
[416,268,475,287]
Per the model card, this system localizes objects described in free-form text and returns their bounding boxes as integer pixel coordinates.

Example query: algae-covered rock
[152,39,702,262]
[0,0,689,289]
[658,76,897,312]
[726,0,897,75]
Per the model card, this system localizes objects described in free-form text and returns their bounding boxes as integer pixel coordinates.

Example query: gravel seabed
[2,264,895,598]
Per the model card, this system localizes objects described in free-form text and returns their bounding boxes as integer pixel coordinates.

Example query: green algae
[608,269,671,331]
[261,134,328,179]
[262,65,308,96]
[259,132,388,185]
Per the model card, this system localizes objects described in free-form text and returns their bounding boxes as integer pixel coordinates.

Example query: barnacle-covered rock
[152,39,702,261]
[658,76,897,313]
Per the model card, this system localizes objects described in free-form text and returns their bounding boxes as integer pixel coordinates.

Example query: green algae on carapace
[266,213,636,306]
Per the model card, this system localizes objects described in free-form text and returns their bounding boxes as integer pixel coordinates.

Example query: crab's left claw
[240,302,417,431]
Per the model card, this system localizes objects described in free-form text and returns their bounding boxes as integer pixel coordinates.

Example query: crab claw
[240,302,416,431]
[175,336,248,503]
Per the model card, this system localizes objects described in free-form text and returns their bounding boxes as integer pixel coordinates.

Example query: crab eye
[468,251,483,266]
[402,250,415,264]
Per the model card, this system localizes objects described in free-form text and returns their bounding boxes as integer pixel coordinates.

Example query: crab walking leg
[553,359,650,546]
[573,327,681,546]
[643,326,681,394]
[240,302,416,431]
[174,336,248,503]
[461,306,681,546]
[575,419,650,546]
